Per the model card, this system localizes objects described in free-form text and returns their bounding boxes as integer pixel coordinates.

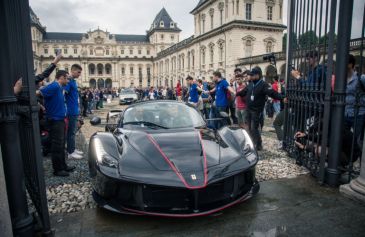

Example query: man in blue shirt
[208,71,236,128]
[64,64,83,160]
[291,50,327,87]
[186,76,202,106]
[344,54,365,148]
[38,70,75,177]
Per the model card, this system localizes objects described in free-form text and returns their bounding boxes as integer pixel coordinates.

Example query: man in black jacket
[237,67,285,150]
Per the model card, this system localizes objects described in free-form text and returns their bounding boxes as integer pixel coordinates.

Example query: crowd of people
[12,49,365,176]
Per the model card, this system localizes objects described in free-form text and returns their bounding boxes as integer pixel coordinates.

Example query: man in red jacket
[176,81,182,101]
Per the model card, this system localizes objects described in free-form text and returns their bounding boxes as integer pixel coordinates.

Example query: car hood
[127,129,242,173]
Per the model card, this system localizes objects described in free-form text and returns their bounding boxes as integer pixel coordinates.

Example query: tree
[282,32,299,51]
[319,33,337,45]
[298,30,319,48]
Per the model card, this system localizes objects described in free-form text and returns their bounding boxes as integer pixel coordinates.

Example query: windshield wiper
[123,121,169,129]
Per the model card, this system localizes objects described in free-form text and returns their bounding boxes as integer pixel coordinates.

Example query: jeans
[87,101,93,113]
[67,115,78,154]
[228,105,238,125]
[273,102,281,115]
[216,106,228,129]
[344,114,365,148]
[49,119,67,172]
[273,110,284,141]
[246,110,263,149]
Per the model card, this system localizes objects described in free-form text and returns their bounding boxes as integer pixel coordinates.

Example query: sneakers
[278,141,283,150]
[74,149,84,155]
[68,152,83,160]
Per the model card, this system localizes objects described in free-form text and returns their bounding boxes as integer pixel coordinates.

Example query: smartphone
[56,49,62,56]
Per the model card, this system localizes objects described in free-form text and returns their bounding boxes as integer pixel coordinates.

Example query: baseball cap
[248,67,262,76]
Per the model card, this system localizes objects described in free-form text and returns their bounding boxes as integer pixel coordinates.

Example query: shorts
[236,109,247,125]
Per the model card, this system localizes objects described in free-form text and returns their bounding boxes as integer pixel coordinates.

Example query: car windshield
[122,102,206,129]
[120,90,135,95]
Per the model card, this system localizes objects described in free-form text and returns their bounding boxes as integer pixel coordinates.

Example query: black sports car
[88,101,259,217]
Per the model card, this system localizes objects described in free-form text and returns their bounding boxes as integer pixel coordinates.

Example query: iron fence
[283,0,365,186]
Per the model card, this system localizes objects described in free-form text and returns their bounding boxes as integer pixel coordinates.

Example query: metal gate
[0,0,52,235]
[284,0,365,186]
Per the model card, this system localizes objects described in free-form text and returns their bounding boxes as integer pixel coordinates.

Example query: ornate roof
[148,7,181,35]
[190,0,209,14]
[43,32,149,43]
[29,7,45,32]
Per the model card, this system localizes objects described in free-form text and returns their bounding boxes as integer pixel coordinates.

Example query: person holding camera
[64,64,84,160]
[37,70,75,177]
[236,67,286,151]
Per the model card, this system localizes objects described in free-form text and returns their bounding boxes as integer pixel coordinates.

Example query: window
[139,67,143,86]
[220,10,223,26]
[65,67,69,72]
[202,51,206,65]
[161,34,164,40]
[44,48,48,54]
[202,19,205,33]
[210,47,214,63]
[267,6,273,21]
[246,3,252,20]
[210,15,214,30]
[225,0,228,18]
[160,21,164,27]
[219,45,224,62]
[280,5,282,19]
[147,49,150,55]
[121,49,124,54]
[138,50,142,55]
[232,0,235,15]
[170,22,174,28]
[130,49,133,55]
[90,49,93,55]
[63,48,67,54]
[245,40,253,57]
[106,49,109,55]
[236,0,239,14]
[266,41,273,53]
[130,67,134,75]
[147,68,151,87]
[74,49,77,54]
[171,35,175,41]
[121,67,125,76]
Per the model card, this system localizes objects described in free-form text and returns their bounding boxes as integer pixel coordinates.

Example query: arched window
[245,40,253,57]
[105,64,112,74]
[89,64,95,75]
[209,46,214,64]
[266,41,273,53]
[97,64,103,75]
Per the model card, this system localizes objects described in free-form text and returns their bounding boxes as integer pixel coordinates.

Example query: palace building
[30,0,285,89]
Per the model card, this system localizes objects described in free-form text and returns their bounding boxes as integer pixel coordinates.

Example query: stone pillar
[340,137,365,202]
[0,146,13,237]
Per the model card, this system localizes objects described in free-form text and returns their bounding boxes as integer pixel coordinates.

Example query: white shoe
[278,141,283,150]
[68,152,83,160]
[74,149,84,155]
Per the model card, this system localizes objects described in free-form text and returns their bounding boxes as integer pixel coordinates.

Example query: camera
[263,53,275,61]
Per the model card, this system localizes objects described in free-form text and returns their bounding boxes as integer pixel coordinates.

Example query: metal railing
[283,0,364,186]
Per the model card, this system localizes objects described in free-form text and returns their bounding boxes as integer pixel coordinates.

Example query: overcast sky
[29,0,363,40]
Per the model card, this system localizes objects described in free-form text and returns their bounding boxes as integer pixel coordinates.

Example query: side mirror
[90,116,101,126]
[219,111,229,118]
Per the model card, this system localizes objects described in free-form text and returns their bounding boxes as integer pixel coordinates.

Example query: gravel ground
[40,101,308,214]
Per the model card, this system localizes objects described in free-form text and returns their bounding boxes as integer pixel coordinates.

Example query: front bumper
[119,98,136,104]
[92,168,259,217]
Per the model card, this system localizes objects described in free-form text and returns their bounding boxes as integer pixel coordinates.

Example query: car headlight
[241,129,257,163]
[94,138,118,168]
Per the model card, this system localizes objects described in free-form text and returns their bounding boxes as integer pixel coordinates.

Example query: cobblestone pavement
[41,100,308,214]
